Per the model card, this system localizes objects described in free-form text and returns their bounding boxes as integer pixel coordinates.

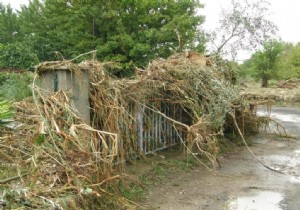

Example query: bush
[0,72,33,101]
[0,42,39,70]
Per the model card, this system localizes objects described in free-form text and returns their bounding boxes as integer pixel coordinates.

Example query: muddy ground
[143,106,300,210]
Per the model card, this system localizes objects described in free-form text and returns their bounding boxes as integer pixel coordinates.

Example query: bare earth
[145,106,300,210]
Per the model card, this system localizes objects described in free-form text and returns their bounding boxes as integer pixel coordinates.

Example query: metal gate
[138,104,184,154]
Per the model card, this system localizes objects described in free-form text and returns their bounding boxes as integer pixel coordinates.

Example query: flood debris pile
[240,78,300,104]
[0,52,262,209]
[276,79,300,89]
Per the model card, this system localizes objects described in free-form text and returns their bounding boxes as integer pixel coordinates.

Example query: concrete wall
[39,69,90,124]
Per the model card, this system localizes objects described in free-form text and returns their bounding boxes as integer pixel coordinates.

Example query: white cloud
[1,0,29,10]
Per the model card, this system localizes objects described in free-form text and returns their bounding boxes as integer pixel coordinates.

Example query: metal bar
[138,109,143,153]
[147,109,151,153]
[143,110,147,154]
[164,106,168,145]
[166,106,170,146]
[152,107,155,151]
[155,111,158,151]
[179,106,183,142]
[158,108,162,148]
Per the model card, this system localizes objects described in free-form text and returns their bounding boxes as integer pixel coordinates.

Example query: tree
[288,43,300,78]
[207,0,278,60]
[17,0,205,75]
[0,3,20,44]
[241,39,283,87]
[95,0,205,73]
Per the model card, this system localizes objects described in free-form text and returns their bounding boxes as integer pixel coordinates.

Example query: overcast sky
[201,0,300,44]
[1,0,300,60]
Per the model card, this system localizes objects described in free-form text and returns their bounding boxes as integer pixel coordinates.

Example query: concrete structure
[39,66,90,124]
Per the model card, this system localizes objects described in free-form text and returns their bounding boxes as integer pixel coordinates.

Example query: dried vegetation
[0,52,265,209]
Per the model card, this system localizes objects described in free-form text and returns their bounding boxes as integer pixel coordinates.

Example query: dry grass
[0,52,265,209]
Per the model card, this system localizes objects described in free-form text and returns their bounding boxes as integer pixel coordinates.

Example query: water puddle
[264,155,300,168]
[228,191,284,210]
[256,110,269,117]
[257,111,300,123]
[290,176,300,184]
[271,113,300,123]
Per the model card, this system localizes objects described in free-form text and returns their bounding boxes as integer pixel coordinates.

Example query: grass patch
[121,148,204,205]
[120,183,145,201]
[225,133,253,146]
[0,165,18,181]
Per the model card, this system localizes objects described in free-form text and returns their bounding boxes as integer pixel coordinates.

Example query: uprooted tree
[207,0,278,60]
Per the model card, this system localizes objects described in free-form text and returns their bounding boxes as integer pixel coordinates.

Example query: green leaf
[0,98,13,126]
[35,134,45,145]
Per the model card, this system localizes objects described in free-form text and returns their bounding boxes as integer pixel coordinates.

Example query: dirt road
[146,107,300,210]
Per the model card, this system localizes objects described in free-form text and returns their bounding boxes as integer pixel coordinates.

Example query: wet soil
[145,107,300,210]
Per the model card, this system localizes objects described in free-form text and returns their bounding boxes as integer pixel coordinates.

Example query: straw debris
[0,51,264,209]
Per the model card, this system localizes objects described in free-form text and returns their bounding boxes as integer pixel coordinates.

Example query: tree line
[0,0,205,75]
[1,0,298,85]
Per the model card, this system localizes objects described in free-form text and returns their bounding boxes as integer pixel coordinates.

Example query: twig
[88,175,120,187]
[230,113,284,174]
[38,196,63,210]
[137,101,190,131]
[70,50,97,62]
[174,127,217,174]
[0,144,30,156]
[269,118,287,137]
[0,172,29,184]
[31,73,65,164]
[99,188,146,209]
[40,148,64,167]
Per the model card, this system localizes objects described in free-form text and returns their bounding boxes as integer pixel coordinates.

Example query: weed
[120,183,145,201]
[172,183,180,187]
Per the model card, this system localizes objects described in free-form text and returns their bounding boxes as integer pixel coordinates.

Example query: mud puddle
[228,191,284,210]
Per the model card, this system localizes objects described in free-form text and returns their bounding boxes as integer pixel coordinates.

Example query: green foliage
[240,39,284,87]
[0,42,39,70]
[35,134,45,145]
[16,0,205,76]
[268,42,300,80]
[0,98,13,126]
[240,41,300,82]
[0,3,20,43]
[0,72,33,101]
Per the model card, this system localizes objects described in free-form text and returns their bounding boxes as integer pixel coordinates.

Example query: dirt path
[145,107,300,210]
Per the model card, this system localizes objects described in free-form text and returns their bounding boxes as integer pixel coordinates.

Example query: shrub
[0,42,39,70]
[0,72,33,101]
